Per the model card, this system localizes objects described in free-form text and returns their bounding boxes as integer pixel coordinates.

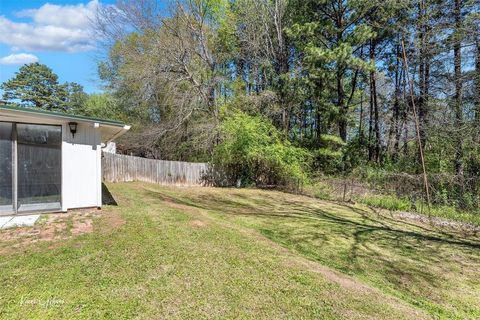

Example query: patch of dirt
[39,221,68,241]
[155,192,210,229]
[395,211,480,235]
[0,209,124,255]
[71,219,93,235]
[189,220,208,228]
[150,188,211,218]
[105,211,126,230]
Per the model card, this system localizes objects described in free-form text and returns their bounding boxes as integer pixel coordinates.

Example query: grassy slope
[151,184,480,319]
[0,183,477,319]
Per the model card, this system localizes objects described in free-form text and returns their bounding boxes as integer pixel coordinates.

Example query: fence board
[102,152,210,186]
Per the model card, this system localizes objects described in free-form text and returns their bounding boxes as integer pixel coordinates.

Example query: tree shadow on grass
[143,186,480,315]
[145,187,480,249]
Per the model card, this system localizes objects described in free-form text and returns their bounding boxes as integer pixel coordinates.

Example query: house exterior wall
[0,107,128,214]
[61,122,102,211]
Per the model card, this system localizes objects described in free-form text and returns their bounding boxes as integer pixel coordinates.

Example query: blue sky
[0,0,115,94]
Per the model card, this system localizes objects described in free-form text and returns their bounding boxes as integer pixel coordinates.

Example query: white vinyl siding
[62,123,102,211]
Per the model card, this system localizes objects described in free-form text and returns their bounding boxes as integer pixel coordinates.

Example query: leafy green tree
[1,62,86,113]
[80,93,122,119]
[61,82,88,114]
[287,0,378,142]
[213,110,310,188]
[313,134,346,174]
[2,63,61,110]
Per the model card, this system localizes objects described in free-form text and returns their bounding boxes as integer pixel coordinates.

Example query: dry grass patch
[0,209,124,255]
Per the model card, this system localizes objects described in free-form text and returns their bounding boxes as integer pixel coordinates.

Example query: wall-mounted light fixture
[68,122,78,138]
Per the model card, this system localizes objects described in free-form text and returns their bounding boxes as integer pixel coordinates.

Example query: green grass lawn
[1,183,479,319]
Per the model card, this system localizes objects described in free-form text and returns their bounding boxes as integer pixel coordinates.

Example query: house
[0,105,130,215]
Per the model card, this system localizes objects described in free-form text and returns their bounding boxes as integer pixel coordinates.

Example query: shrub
[213,111,310,189]
[360,194,412,211]
[312,183,334,201]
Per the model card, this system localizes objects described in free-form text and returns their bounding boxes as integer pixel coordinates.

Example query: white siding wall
[62,123,102,211]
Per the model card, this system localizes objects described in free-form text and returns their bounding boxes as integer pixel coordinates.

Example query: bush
[213,111,310,189]
[311,183,334,201]
[427,205,480,226]
[360,194,412,211]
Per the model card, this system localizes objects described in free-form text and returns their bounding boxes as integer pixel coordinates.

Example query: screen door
[0,122,13,215]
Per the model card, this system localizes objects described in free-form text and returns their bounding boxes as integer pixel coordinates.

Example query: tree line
[2,0,479,210]
[93,1,478,160]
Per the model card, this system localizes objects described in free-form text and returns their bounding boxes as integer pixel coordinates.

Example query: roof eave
[101,124,131,144]
[0,105,127,128]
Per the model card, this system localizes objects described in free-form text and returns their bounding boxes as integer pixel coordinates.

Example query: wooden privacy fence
[102,152,210,186]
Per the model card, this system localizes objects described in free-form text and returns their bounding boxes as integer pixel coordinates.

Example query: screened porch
[0,122,62,215]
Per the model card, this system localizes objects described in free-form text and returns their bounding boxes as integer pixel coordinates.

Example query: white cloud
[0,53,39,65]
[0,1,100,53]
[17,0,99,29]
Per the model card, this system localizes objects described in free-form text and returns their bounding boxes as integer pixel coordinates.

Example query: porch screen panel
[17,124,61,211]
[0,122,13,214]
